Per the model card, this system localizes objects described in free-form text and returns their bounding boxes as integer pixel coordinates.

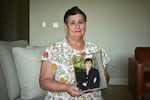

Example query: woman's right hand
[66,84,83,97]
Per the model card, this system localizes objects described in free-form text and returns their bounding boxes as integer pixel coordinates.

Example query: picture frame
[72,52,108,93]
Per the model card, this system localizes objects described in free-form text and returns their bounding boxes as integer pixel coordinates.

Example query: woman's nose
[75,23,80,28]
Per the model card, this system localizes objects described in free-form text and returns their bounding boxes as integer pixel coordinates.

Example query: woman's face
[65,14,86,40]
[85,61,92,68]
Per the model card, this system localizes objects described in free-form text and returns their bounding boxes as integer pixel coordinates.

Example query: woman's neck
[86,67,91,75]
[66,36,85,50]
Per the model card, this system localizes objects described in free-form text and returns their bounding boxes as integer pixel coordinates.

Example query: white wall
[30,0,150,85]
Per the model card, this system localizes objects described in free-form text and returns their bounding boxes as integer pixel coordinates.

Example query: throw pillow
[12,46,46,99]
[0,40,28,100]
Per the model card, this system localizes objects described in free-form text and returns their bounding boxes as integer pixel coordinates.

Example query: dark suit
[77,68,100,91]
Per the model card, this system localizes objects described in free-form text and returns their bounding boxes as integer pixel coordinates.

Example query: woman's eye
[79,21,84,24]
[68,21,85,25]
[71,22,75,25]
[68,22,75,25]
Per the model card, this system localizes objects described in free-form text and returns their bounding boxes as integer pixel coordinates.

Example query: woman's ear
[64,23,67,29]
[64,23,68,33]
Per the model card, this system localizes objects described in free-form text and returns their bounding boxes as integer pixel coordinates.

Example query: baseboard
[109,78,128,85]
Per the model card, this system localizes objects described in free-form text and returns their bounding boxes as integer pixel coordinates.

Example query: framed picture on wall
[72,52,108,93]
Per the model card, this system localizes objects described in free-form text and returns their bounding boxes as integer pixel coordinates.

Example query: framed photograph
[72,52,108,93]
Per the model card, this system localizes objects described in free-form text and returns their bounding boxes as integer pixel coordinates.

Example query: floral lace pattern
[42,39,110,100]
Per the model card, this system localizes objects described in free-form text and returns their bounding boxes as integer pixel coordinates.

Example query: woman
[39,6,110,100]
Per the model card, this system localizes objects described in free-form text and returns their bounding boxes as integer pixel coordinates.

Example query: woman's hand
[82,82,87,86]
[104,67,110,84]
[66,84,83,97]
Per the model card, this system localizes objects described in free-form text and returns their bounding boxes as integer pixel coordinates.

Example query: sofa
[128,47,150,100]
[0,40,46,100]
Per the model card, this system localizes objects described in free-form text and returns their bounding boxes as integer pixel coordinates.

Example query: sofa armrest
[136,63,144,97]
[128,57,144,98]
[0,63,9,100]
[128,58,136,94]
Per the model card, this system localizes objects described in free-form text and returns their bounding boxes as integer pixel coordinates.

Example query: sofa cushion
[0,40,28,100]
[15,95,45,100]
[12,46,46,99]
[135,47,150,63]
[0,63,9,100]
